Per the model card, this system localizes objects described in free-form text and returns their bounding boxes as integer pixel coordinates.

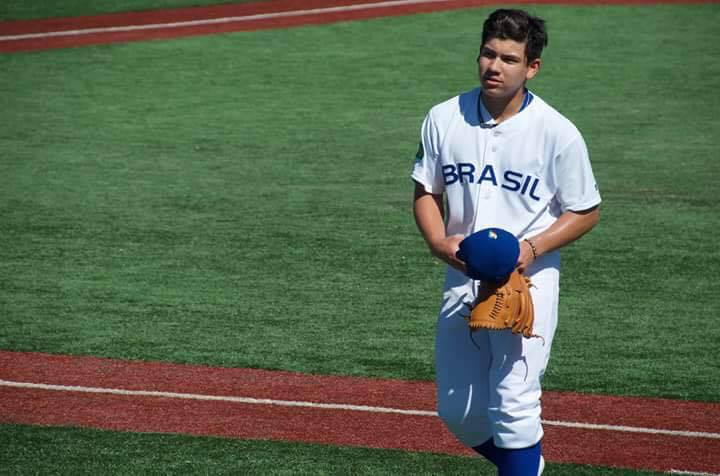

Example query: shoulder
[427,87,479,124]
[528,94,581,134]
[526,93,585,149]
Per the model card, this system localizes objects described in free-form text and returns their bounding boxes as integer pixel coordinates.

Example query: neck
[482,88,527,124]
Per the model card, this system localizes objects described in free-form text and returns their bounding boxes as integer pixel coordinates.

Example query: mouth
[482,76,502,87]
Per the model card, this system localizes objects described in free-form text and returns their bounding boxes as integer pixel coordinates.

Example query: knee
[437,396,492,446]
[487,401,543,448]
[437,398,467,430]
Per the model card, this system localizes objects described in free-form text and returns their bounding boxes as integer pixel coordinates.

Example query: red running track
[0,0,718,52]
[1,351,719,474]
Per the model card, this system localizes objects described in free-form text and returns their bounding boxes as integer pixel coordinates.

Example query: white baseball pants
[434,252,560,449]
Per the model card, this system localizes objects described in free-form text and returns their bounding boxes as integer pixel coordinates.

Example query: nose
[486,57,501,72]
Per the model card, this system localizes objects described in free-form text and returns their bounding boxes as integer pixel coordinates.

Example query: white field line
[0,378,437,416]
[669,471,720,476]
[0,0,455,42]
[2,378,720,441]
[542,419,720,440]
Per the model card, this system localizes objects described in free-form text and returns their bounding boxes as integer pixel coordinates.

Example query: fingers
[432,234,467,272]
[515,240,535,274]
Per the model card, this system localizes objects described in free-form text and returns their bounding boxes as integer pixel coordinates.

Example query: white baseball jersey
[412,87,600,239]
[412,87,601,449]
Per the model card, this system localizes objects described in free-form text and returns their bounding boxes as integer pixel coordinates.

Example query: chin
[483,84,524,101]
[481,85,505,97]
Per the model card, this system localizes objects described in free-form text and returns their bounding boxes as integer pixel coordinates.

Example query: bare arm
[413,182,467,272]
[517,206,601,272]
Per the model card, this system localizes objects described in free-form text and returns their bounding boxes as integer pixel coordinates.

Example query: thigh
[435,304,490,390]
[435,267,488,390]
[435,304,494,446]
[487,257,560,447]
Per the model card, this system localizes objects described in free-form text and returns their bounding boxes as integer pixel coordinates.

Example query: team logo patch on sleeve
[414,142,424,162]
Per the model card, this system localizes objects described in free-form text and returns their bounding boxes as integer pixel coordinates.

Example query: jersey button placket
[482,133,498,199]
[487,129,503,197]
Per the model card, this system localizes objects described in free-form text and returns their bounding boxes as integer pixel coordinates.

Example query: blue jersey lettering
[443,163,542,202]
[457,163,475,184]
[501,171,523,192]
[443,164,459,185]
[478,164,498,186]
[528,178,541,201]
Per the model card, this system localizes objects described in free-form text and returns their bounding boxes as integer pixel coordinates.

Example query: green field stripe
[0,424,668,475]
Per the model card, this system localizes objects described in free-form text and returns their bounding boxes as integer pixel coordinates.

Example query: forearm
[413,184,446,250]
[413,183,466,271]
[528,206,600,257]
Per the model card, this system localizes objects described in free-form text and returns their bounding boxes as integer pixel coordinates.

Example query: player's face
[478,38,541,100]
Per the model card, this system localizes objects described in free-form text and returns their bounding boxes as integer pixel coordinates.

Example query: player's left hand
[516,240,536,274]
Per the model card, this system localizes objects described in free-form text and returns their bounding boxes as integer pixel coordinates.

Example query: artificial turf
[0,424,669,475]
[1,4,719,404]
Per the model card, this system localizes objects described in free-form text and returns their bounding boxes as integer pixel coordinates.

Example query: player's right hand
[432,234,468,274]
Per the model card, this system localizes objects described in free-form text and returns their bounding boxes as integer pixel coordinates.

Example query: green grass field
[0,424,668,475]
[2,2,720,474]
[0,0,271,21]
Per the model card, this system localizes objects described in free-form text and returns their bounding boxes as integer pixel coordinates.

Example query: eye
[480,48,496,59]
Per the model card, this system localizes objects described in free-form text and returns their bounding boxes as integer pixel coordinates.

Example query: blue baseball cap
[456,228,519,282]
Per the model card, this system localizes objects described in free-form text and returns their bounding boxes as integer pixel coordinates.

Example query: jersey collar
[477,88,534,128]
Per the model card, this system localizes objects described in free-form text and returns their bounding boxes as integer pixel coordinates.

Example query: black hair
[481,9,548,63]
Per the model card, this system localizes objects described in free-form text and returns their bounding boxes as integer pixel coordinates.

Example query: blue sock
[473,438,502,466]
[473,439,542,475]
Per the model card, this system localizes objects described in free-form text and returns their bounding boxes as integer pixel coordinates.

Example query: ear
[525,58,542,81]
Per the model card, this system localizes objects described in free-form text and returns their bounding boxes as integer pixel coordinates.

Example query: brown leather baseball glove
[465,270,541,339]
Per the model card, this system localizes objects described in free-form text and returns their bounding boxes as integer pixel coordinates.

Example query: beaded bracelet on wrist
[524,238,538,259]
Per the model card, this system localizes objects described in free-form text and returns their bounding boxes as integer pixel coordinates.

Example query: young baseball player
[412,9,601,475]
